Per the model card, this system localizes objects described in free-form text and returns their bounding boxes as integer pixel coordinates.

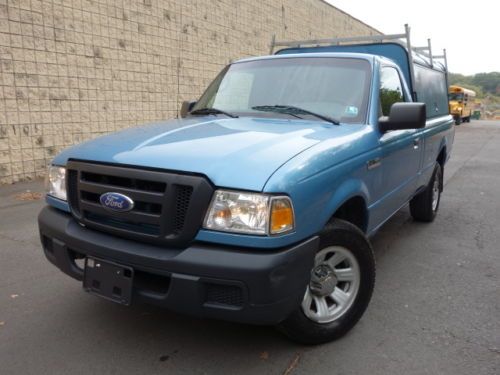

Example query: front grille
[66,161,213,247]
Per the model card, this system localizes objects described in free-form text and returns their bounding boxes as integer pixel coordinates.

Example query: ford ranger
[38,27,454,344]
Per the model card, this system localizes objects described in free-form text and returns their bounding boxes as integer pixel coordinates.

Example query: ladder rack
[269,24,448,94]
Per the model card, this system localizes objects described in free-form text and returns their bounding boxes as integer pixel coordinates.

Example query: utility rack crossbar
[269,24,448,94]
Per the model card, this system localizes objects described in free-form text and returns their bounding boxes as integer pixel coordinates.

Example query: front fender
[319,178,370,229]
[264,125,379,245]
[265,150,376,243]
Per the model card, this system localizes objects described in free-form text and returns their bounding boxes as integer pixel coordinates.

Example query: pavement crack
[443,328,498,355]
[488,347,500,355]
[282,352,301,375]
[474,223,484,250]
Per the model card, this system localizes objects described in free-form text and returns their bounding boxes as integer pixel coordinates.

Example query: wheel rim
[301,246,360,324]
[432,170,440,212]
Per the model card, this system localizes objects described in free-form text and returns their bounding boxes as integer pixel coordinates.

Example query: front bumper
[38,206,319,325]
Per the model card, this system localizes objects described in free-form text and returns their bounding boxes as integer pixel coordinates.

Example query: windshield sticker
[345,106,359,116]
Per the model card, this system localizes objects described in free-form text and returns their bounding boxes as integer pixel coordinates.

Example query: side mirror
[379,102,426,132]
[180,101,196,118]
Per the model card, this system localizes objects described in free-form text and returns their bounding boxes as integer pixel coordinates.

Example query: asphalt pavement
[0,120,499,374]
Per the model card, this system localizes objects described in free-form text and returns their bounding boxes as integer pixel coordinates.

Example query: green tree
[449,72,500,97]
[380,88,403,116]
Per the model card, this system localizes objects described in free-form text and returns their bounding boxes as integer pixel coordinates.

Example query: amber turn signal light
[270,198,294,234]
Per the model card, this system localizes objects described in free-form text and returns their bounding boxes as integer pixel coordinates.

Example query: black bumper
[38,206,319,325]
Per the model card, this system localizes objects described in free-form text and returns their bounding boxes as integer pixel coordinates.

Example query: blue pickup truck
[39,27,454,344]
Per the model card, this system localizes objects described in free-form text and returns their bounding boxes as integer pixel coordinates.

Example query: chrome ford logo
[99,192,134,212]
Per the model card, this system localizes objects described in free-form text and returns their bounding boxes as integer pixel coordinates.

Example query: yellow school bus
[449,85,476,125]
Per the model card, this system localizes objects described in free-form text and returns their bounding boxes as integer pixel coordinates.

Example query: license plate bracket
[83,257,134,305]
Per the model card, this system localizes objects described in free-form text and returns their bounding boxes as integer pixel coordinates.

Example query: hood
[54,116,352,191]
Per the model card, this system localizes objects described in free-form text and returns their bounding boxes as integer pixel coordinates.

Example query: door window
[379,67,404,116]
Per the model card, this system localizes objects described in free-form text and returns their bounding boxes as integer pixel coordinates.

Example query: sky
[326,0,498,75]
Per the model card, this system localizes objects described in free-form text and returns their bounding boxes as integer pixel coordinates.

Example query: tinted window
[194,57,372,124]
[380,67,404,116]
[414,64,448,118]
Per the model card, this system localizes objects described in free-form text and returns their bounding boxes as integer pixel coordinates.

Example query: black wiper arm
[252,105,339,125]
[285,105,340,125]
[251,105,303,119]
[190,107,238,118]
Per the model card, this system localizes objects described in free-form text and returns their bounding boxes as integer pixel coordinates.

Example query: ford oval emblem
[99,192,134,212]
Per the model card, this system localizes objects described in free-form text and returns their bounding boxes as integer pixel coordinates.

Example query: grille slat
[66,161,213,247]
[81,171,166,192]
[79,180,165,204]
[84,212,161,236]
[80,191,162,215]
[79,201,161,225]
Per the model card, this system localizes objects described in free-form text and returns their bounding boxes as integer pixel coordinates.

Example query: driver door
[371,66,423,225]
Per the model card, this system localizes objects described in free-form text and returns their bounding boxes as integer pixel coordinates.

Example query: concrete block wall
[0,0,379,183]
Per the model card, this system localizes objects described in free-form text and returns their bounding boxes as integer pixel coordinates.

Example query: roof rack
[269,24,448,92]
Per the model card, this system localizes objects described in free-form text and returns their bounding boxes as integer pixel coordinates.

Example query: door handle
[413,138,420,149]
[367,158,381,170]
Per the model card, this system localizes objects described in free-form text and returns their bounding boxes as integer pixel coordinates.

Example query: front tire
[410,163,442,222]
[278,219,375,345]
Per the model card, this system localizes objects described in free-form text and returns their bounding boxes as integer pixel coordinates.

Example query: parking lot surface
[0,120,499,374]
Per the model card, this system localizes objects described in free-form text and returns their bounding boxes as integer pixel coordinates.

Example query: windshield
[192,57,371,124]
[449,92,463,101]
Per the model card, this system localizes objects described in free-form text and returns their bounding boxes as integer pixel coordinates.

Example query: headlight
[203,190,294,235]
[45,165,67,201]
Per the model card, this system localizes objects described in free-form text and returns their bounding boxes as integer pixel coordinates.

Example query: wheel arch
[322,179,370,234]
[437,143,447,168]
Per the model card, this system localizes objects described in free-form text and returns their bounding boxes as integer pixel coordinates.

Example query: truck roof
[234,52,377,65]
[236,52,409,75]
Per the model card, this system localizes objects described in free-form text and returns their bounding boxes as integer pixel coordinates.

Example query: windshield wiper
[251,106,303,120]
[252,105,340,125]
[190,107,238,118]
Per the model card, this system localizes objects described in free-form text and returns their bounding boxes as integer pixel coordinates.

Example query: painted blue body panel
[47,52,454,249]
[46,195,70,213]
[53,117,334,192]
